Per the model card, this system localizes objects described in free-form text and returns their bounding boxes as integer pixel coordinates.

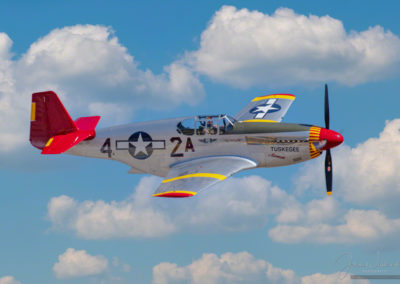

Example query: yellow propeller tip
[327,191,332,195]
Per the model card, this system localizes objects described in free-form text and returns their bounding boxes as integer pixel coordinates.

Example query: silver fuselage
[68,116,319,177]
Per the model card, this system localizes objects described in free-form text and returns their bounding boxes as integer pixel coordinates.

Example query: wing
[234,94,295,123]
[153,156,257,197]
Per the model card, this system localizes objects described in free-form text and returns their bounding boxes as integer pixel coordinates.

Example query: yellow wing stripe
[162,173,227,184]
[252,94,295,102]
[31,103,36,121]
[152,190,197,197]
[45,137,54,147]
[241,119,278,123]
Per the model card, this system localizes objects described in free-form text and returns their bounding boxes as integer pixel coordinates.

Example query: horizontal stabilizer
[75,116,101,132]
[42,116,100,154]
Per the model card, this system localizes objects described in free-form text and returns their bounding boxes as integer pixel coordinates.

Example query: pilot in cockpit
[206,117,217,135]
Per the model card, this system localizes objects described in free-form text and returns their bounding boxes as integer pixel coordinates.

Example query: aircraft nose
[319,128,343,150]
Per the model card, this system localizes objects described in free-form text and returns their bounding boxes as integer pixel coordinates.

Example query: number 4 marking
[100,138,112,158]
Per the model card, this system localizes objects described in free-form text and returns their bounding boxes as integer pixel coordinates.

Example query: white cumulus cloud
[47,175,293,239]
[53,248,108,279]
[0,24,203,154]
[152,251,368,284]
[269,197,400,244]
[0,276,21,284]
[275,197,340,225]
[187,6,400,88]
[47,177,176,239]
[301,272,370,284]
[47,172,400,246]
[153,251,298,284]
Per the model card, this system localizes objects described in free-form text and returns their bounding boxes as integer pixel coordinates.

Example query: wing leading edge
[153,156,258,198]
[234,94,295,123]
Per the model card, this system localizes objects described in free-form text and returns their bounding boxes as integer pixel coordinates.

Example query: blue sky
[1,1,400,283]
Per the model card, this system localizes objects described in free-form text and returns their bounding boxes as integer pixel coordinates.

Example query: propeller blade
[324,84,330,129]
[325,149,332,195]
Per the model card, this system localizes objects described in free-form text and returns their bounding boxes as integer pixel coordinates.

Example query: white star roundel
[249,99,281,119]
[116,131,165,159]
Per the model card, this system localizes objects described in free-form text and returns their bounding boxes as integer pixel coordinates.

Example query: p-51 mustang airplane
[30,85,343,197]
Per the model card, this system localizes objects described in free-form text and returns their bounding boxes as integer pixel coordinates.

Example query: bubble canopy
[177,115,236,135]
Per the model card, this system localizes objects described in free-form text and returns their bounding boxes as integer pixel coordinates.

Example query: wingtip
[252,94,295,102]
[152,191,197,198]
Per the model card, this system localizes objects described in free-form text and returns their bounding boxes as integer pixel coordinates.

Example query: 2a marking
[170,137,195,157]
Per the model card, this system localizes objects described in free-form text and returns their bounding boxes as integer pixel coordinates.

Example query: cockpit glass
[196,116,218,135]
[176,118,195,135]
[179,115,236,136]
[219,115,235,134]
[226,115,237,124]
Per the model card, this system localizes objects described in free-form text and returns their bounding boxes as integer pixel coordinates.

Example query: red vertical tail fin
[30,91,77,150]
[30,91,100,154]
